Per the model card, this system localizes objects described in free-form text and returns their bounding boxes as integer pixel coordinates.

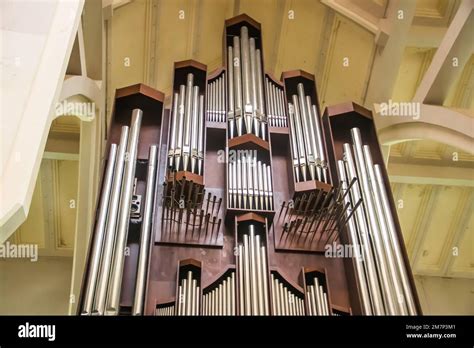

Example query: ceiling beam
[413,2,473,103]
[388,162,474,187]
[320,0,380,34]
[364,0,417,107]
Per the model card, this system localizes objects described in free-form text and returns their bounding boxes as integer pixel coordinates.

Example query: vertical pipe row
[337,127,416,315]
[287,83,327,183]
[168,73,205,175]
[176,270,200,316]
[206,73,227,123]
[228,153,273,211]
[202,271,236,315]
[236,225,270,315]
[265,77,287,128]
[227,26,266,140]
[271,274,305,316]
[305,277,331,316]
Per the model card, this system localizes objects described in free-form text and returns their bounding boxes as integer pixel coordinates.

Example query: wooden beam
[413,3,473,103]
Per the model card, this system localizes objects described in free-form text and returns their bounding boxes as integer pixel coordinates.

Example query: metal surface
[132,145,158,315]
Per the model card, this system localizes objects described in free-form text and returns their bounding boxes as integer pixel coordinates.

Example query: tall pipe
[106,109,142,315]
[256,49,266,140]
[233,36,243,137]
[191,86,200,174]
[374,164,417,315]
[336,160,372,315]
[82,144,117,315]
[243,233,251,315]
[249,226,258,315]
[132,145,158,315]
[175,85,186,171]
[228,46,235,138]
[256,234,264,315]
[364,146,407,315]
[297,84,318,181]
[198,94,204,176]
[343,143,385,315]
[168,93,179,168]
[261,245,269,314]
[351,128,396,315]
[93,127,129,314]
[311,104,327,182]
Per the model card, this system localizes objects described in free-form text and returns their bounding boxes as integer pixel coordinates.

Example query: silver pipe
[83,144,117,315]
[256,49,266,139]
[241,26,253,126]
[107,109,142,315]
[222,280,227,315]
[374,164,417,315]
[351,128,396,314]
[270,274,276,315]
[319,285,327,315]
[210,289,215,316]
[228,46,235,138]
[198,94,204,176]
[314,278,322,315]
[227,276,231,315]
[343,143,385,315]
[298,84,319,181]
[249,227,258,315]
[93,128,129,315]
[293,94,314,180]
[276,87,283,126]
[231,272,236,315]
[168,93,179,168]
[261,245,269,314]
[233,36,243,137]
[182,73,194,171]
[252,157,259,210]
[191,86,199,174]
[217,76,222,122]
[220,282,225,315]
[279,282,286,315]
[243,234,251,315]
[132,145,158,315]
[266,165,273,211]
[336,160,372,315]
[242,156,248,209]
[191,279,197,315]
[307,290,313,315]
[175,85,186,171]
[256,234,264,315]
[364,146,407,315]
[262,163,268,210]
[238,245,244,315]
[186,271,193,315]
[304,96,321,181]
[311,103,327,182]
[237,159,242,208]
[257,161,264,209]
[232,160,237,208]
[229,161,234,208]
[180,281,186,315]
[287,104,300,183]
[247,156,254,210]
[274,276,281,315]
[289,102,307,182]
[323,291,329,316]
[249,38,259,138]
[249,38,258,113]
[309,285,317,315]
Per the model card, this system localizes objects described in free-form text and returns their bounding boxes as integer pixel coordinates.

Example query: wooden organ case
[79,14,421,316]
